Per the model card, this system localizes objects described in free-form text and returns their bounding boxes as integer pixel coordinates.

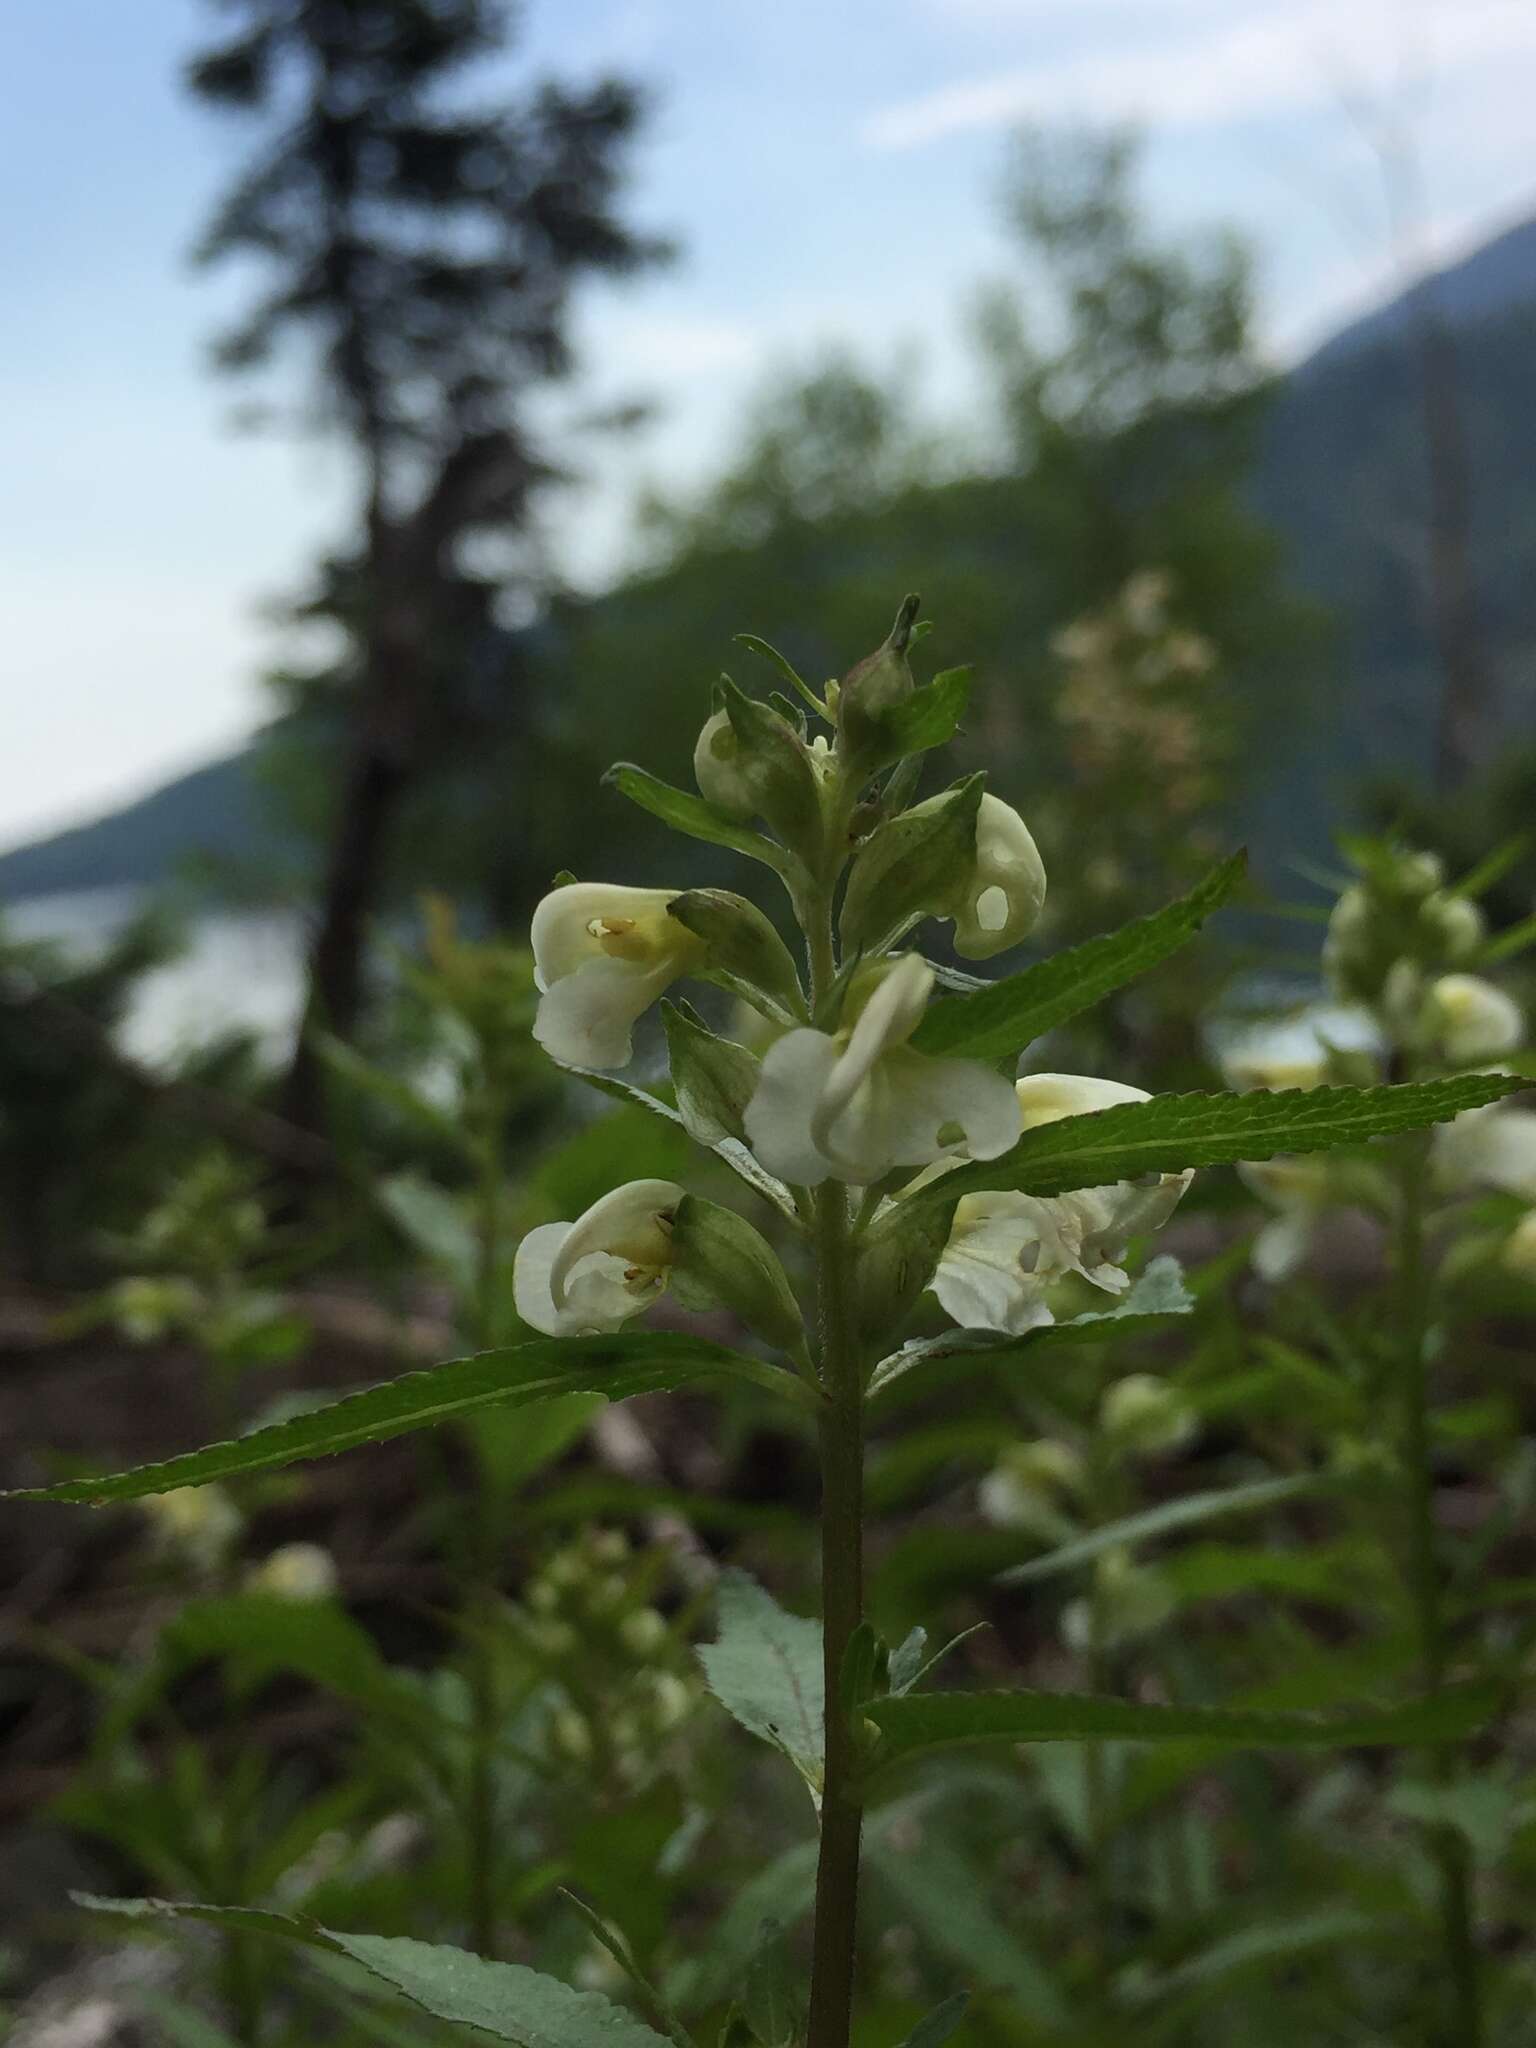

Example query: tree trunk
[281,735,410,1137]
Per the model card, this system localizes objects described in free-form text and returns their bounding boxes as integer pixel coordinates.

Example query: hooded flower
[1420,974,1524,1065]
[930,1074,1192,1332]
[743,954,1020,1186]
[532,884,703,1070]
[514,1180,685,1336]
[950,794,1048,959]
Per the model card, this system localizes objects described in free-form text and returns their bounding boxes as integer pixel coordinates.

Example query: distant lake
[7,887,308,1066]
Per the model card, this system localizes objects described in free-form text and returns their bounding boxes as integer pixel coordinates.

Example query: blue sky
[4,0,1534,852]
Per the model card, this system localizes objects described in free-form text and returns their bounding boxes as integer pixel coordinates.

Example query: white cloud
[864,0,1536,149]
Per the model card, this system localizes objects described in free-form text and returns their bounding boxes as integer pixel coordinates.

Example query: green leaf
[869,1836,1066,2019]
[661,1003,761,1147]
[995,1476,1318,1587]
[863,1683,1497,1766]
[882,665,972,758]
[75,1898,672,2047]
[897,1994,970,2048]
[912,852,1247,1062]
[909,1074,1522,1211]
[12,1334,812,1504]
[697,1570,824,1784]
[868,1257,1192,1402]
[602,763,789,874]
[378,1173,478,1294]
[733,631,828,717]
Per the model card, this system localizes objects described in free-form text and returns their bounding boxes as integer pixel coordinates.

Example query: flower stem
[1395,1137,1480,2046]
[806,1176,865,2048]
[800,859,867,2047]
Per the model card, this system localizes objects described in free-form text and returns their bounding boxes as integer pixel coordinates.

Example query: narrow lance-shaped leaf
[10,1334,815,1505]
[602,762,793,875]
[905,1074,1522,1211]
[912,851,1247,1062]
[995,1475,1320,1587]
[75,1898,672,2048]
[863,1682,1498,1767]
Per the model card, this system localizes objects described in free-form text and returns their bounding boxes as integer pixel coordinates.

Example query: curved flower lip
[744,953,1021,1187]
[513,1179,685,1338]
[812,954,933,1151]
[548,1179,684,1310]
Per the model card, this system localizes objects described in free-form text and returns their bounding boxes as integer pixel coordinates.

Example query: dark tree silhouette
[187,0,668,1132]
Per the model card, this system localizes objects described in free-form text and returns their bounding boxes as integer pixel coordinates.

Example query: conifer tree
[187,0,668,1130]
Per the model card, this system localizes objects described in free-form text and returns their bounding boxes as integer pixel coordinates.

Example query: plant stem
[467,1105,505,1959]
[806,1176,865,2048]
[801,864,867,2048]
[1395,1138,1480,2046]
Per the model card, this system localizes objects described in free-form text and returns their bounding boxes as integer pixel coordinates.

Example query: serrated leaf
[907,1074,1522,1210]
[11,1334,811,1504]
[603,763,790,873]
[698,1571,824,1783]
[868,1257,1192,1401]
[75,1898,671,2047]
[996,1476,1318,1587]
[863,1682,1497,1765]
[912,853,1247,1062]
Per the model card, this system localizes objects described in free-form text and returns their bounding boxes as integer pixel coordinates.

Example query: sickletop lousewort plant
[16,604,1523,2047]
[1228,838,1536,2048]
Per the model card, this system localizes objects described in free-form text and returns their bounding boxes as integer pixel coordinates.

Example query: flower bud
[977,1439,1083,1532]
[839,775,985,953]
[715,678,823,850]
[661,1003,761,1146]
[1503,1209,1536,1280]
[667,1194,804,1352]
[620,1607,668,1657]
[836,594,920,769]
[693,708,757,818]
[1419,974,1524,1065]
[1099,1373,1197,1458]
[247,1542,339,1602]
[666,888,802,1012]
[1423,890,1485,963]
[1062,1547,1174,1652]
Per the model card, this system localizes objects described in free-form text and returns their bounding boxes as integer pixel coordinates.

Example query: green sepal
[667,888,805,1015]
[669,1194,806,1355]
[661,1002,763,1147]
[840,773,985,954]
[719,676,824,852]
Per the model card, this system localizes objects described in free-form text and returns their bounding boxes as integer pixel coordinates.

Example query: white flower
[930,1074,1192,1332]
[743,954,1020,1186]
[978,1439,1083,1531]
[1420,975,1523,1065]
[950,795,1047,959]
[248,1543,338,1602]
[532,884,702,1070]
[1237,1156,1336,1280]
[514,1179,685,1336]
[1433,1102,1536,1200]
[140,1484,243,1560]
